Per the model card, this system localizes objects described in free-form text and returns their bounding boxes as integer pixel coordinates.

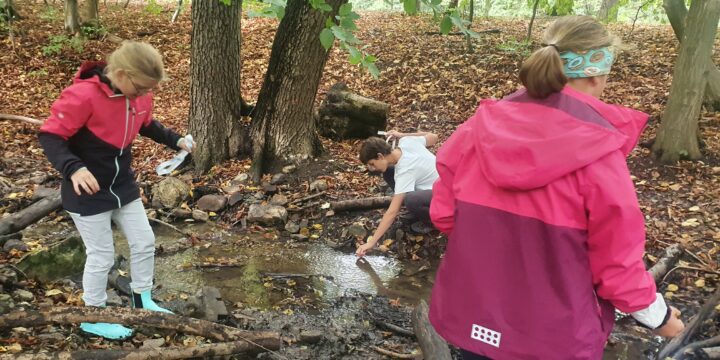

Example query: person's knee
[86,251,115,272]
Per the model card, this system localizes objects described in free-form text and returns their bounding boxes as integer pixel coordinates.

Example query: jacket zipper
[108,97,131,208]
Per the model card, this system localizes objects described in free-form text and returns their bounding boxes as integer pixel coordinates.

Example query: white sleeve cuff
[630,293,668,329]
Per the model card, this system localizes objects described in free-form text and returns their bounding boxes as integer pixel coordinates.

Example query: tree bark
[84,0,99,26]
[597,0,619,22]
[317,83,389,140]
[189,0,244,174]
[412,300,451,360]
[0,306,280,346]
[0,191,61,235]
[652,0,720,164]
[330,196,392,212]
[527,0,540,41]
[249,0,347,180]
[663,0,720,109]
[648,244,683,282]
[64,0,81,35]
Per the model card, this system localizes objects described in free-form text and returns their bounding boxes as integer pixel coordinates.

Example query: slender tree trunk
[466,0,474,52]
[249,0,346,180]
[171,0,184,22]
[598,0,619,21]
[663,0,720,109]
[652,0,720,163]
[3,0,21,20]
[84,0,99,26]
[64,0,81,34]
[527,0,540,41]
[189,0,244,174]
[482,0,492,17]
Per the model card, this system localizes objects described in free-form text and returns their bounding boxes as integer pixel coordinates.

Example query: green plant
[497,38,533,57]
[42,35,84,56]
[81,23,107,38]
[144,0,164,15]
[40,6,59,21]
[28,69,50,78]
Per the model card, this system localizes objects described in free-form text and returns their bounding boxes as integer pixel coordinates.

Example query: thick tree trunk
[412,300,451,360]
[189,0,244,174]
[249,0,346,180]
[653,0,720,164]
[597,0,619,22]
[64,0,81,34]
[663,0,720,109]
[83,0,99,26]
[317,83,389,140]
[0,191,61,235]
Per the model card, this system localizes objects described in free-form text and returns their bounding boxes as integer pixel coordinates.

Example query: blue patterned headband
[558,46,615,78]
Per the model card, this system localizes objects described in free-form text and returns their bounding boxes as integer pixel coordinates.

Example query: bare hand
[386,130,404,140]
[654,306,685,338]
[70,168,100,196]
[178,137,196,153]
[356,237,376,257]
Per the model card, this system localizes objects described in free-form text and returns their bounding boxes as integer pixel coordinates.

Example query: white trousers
[69,199,156,307]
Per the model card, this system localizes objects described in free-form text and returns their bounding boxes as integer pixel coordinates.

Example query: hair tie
[541,43,559,51]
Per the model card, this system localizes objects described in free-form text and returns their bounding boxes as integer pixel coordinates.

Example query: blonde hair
[106,41,168,83]
[519,16,621,99]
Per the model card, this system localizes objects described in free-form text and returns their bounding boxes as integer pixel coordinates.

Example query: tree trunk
[331,196,392,212]
[597,0,619,22]
[317,83,389,140]
[64,0,80,34]
[527,0,540,40]
[171,0,184,22]
[2,0,21,20]
[249,0,346,180]
[663,0,720,109]
[0,191,61,235]
[189,0,244,174]
[84,0,99,26]
[653,0,720,164]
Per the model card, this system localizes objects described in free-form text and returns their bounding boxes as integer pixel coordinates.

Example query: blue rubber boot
[80,322,133,340]
[132,290,173,314]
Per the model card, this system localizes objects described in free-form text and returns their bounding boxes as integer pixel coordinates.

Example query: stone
[192,210,210,222]
[261,183,278,195]
[222,185,242,194]
[38,332,65,342]
[142,338,166,349]
[169,208,192,219]
[299,330,324,343]
[16,237,85,283]
[282,165,297,174]
[198,286,228,322]
[285,221,300,234]
[3,239,28,253]
[310,179,328,192]
[247,204,288,226]
[228,191,244,206]
[0,294,15,315]
[106,289,123,307]
[197,194,227,212]
[347,223,367,240]
[234,173,250,183]
[0,266,18,286]
[12,289,34,302]
[291,234,309,242]
[299,219,309,228]
[270,173,287,185]
[152,177,190,209]
[270,194,289,207]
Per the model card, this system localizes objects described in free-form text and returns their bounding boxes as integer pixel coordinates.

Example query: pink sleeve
[40,84,92,139]
[579,150,657,313]
[430,123,470,235]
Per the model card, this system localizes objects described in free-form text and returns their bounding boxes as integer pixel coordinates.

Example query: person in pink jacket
[428,16,684,359]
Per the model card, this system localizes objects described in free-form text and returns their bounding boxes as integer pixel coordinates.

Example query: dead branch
[0,191,61,235]
[0,114,43,126]
[370,345,421,359]
[289,191,327,205]
[658,286,720,359]
[331,196,392,212]
[375,320,415,338]
[649,244,683,282]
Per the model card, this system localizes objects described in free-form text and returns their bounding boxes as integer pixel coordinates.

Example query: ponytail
[519,46,567,99]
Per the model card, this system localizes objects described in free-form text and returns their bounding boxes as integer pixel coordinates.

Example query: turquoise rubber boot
[80,322,133,340]
[132,290,173,314]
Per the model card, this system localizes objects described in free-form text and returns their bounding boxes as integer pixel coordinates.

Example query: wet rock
[299,330,324,343]
[285,221,300,234]
[248,204,287,226]
[12,289,34,302]
[106,289,123,307]
[261,183,278,195]
[38,332,65,342]
[16,237,85,283]
[169,208,192,219]
[228,191,244,206]
[310,179,328,192]
[271,173,287,185]
[142,338,166,349]
[253,191,265,200]
[291,234,309,242]
[32,186,57,201]
[152,177,190,209]
[347,223,367,240]
[0,294,15,314]
[3,239,28,253]
[0,266,18,286]
[197,194,227,212]
[270,194,289,207]
[192,210,210,222]
[234,173,250,183]
[299,219,309,228]
[222,184,241,194]
[282,165,297,174]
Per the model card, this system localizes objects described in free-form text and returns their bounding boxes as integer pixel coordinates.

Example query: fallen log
[0,191,62,235]
[7,340,272,360]
[658,286,720,359]
[331,196,392,212]
[0,114,43,126]
[649,244,683,282]
[425,29,501,35]
[672,335,720,359]
[317,83,389,140]
[411,300,451,360]
[0,306,280,347]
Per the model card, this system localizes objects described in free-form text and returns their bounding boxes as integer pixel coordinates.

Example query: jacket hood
[472,86,648,190]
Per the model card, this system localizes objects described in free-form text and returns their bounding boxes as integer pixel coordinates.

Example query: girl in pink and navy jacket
[38,42,194,340]
[428,16,683,359]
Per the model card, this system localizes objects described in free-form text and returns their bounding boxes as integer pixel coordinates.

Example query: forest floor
[0,2,719,359]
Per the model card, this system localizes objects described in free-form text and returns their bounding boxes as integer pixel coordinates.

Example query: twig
[662,265,720,282]
[287,201,323,212]
[658,287,720,359]
[375,320,415,338]
[0,114,43,126]
[674,335,720,358]
[370,345,420,359]
[147,217,192,237]
[685,249,710,268]
[289,191,327,205]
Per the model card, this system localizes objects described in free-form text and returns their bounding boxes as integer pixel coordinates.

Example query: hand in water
[356,237,375,257]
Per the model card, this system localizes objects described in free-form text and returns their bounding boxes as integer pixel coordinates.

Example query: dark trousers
[383,167,432,224]
[460,349,492,360]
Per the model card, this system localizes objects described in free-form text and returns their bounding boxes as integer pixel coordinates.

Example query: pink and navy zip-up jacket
[429,86,669,359]
[39,62,181,216]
